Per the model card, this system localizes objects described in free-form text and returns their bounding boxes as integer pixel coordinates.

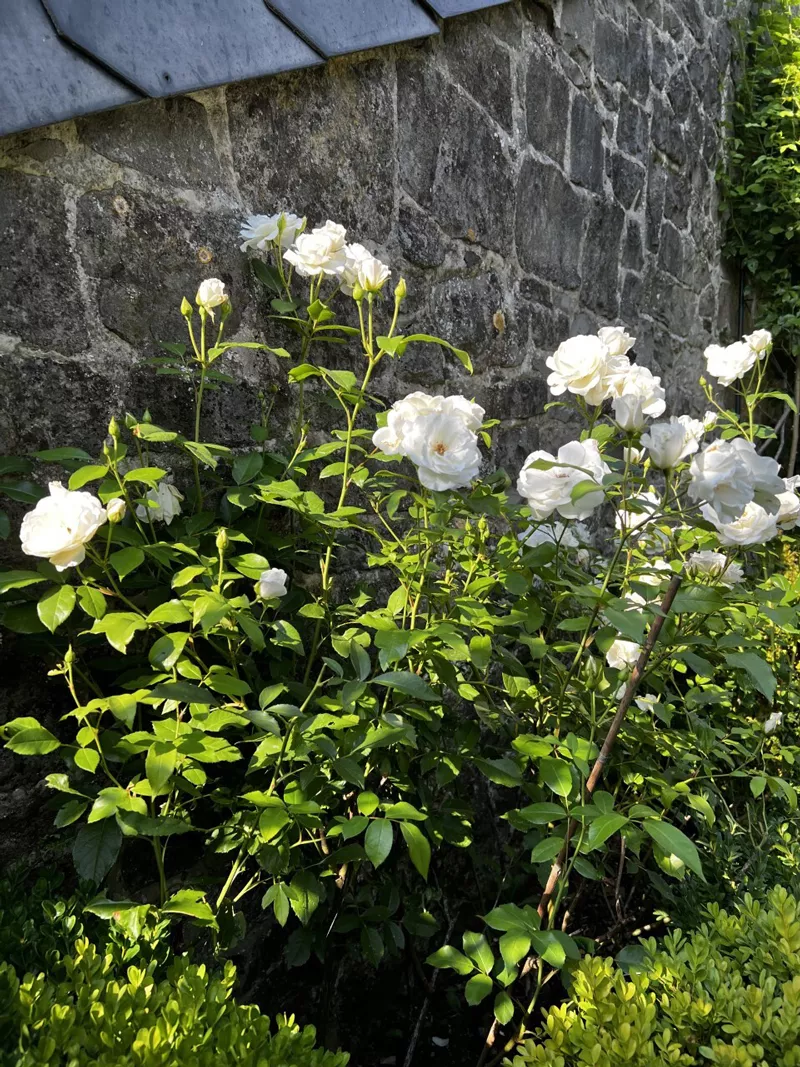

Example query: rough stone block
[397,200,447,268]
[76,185,247,349]
[569,93,604,192]
[516,157,589,288]
[526,46,571,165]
[667,65,693,121]
[397,58,514,252]
[658,219,685,277]
[421,273,522,373]
[227,59,395,243]
[0,171,87,356]
[444,18,513,132]
[616,94,650,162]
[651,96,686,166]
[609,152,646,210]
[622,219,645,272]
[77,97,225,190]
[580,197,625,317]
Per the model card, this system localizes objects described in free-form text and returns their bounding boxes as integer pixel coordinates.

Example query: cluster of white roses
[240,212,390,295]
[372,392,484,491]
[704,329,772,387]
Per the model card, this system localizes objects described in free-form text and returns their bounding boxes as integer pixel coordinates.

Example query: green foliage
[722,1,800,339]
[508,885,800,1066]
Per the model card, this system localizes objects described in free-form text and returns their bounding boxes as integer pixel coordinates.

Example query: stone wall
[0,0,741,484]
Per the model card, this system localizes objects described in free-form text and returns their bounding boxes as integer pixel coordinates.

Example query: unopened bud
[352,283,365,302]
[103,436,114,458]
[108,416,120,440]
[180,296,193,318]
[216,527,228,554]
[394,277,407,303]
[142,409,152,424]
[107,498,126,524]
[64,646,75,668]
[124,412,137,429]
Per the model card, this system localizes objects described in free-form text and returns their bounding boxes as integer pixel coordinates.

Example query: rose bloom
[106,497,127,524]
[20,482,107,571]
[135,482,184,525]
[635,693,659,713]
[704,340,758,386]
[195,278,227,315]
[743,328,772,355]
[701,501,779,546]
[624,446,644,464]
[517,439,609,521]
[257,567,289,599]
[284,220,347,277]
[372,393,483,455]
[702,410,718,431]
[609,364,666,430]
[634,559,674,586]
[519,521,590,551]
[606,638,640,670]
[402,412,482,491]
[689,437,783,521]
[777,484,800,530]
[546,335,629,406]
[765,710,783,735]
[358,253,391,293]
[239,212,306,252]
[640,417,699,469]
[597,325,636,357]
[340,243,372,295]
[687,550,744,586]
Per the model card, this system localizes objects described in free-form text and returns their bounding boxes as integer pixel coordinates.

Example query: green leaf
[91,612,147,653]
[147,600,192,625]
[539,757,573,798]
[464,973,493,1005]
[494,991,514,1025]
[499,931,531,969]
[77,584,106,619]
[584,813,628,851]
[400,821,431,880]
[107,692,138,729]
[232,453,263,485]
[468,634,492,671]
[110,547,145,579]
[530,837,565,863]
[672,585,726,615]
[146,742,177,793]
[643,819,705,880]
[150,681,218,705]
[37,584,76,633]
[259,805,291,843]
[426,945,474,975]
[462,930,494,974]
[374,670,438,702]
[163,889,216,926]
[149,632,189,670]
[34,447,92,462]
[68,464,109,490]
[750,775,767,798]
[514,802,567,825]
[262,882,291,926]
[365,819,394,867]
[472,757,523,788]
[55,800,88,827]
[73,820,122,883]
[358,791,380,816]
[75,747,100,773]
[288,871,323,925]
[384,801,427,821]
[530,930,566,968]
[0,570,46,594]
[484,904,540,935]
[724,651,776,702]
[5,717,61,756]
[123,466,167,487]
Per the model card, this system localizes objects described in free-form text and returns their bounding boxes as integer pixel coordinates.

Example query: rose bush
[1,208,799,1063]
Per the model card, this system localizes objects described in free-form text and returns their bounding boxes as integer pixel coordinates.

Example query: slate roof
[0,0,509,138]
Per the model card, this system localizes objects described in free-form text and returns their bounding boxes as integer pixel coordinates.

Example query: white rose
[519,521,588,550]
[615,490,662,539]
[195,278,227,317]
[340,243,372,295]
[517,439,609,521]
[777,484,800,530]
[372,393,483,455]
[634,560,674,586]
[358,253,391,293]
[785,475,800,492]
[239,212,306,252]
[284,220,348,277]
[546,336,629,406]
[598,325,636,357]
[764,710,783,735]
[609,364,666,430]
[640,418,697,469]
[689,438,783,521]
[20,482,107,571]
[701,501,779,546]
[624,446,644,465]
[634,693,659,713]
[606,639,640,670]
[402,412,482,492]
[135,481,184,525]
[743,329,772,355]
[687,550,743,586]
[257,567,289,599]
[702,410,718,431]
[704,341,758,386]
[106,497,127,524]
